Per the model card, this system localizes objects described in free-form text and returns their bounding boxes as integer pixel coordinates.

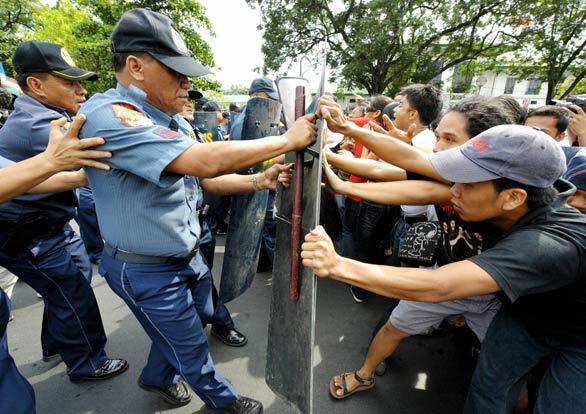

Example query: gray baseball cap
[249,77,279,100]
[428,124,566,188]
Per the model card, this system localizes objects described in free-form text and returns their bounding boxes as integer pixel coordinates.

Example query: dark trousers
[0,227,106,377]
[200,237,235,331]
[75,186,103,263]
[465,307,586,414]
[0,288,36,414]
[101,251,237,408]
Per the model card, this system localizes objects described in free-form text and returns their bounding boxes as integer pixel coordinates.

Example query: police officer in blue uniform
[0,41,128,380]
[79,8,316,414]
[75,185,104,263]
[0,115,113,414]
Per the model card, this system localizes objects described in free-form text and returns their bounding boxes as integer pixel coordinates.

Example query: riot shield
[219,97,282,304]
[266,75,325,414]
[193,111,220,142]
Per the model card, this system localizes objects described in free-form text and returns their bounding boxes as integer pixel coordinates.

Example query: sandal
[329,371,375,400]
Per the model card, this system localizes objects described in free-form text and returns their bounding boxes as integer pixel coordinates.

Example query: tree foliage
[249,0,585,98]
[495,0,586,101]
[3,0,219,94]
[248,0,521,95]
[0,0,38,70]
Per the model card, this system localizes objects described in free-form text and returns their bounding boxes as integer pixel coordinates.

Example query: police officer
[0,41,128,380]
[0,115,112,414]
[179,97,249,347]
[79,8,315,413]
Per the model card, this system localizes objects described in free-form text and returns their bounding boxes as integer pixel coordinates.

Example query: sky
[199,0,336,93]
[198,0,265,89]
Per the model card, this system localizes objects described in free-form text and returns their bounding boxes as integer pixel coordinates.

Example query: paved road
[8,237,473,413]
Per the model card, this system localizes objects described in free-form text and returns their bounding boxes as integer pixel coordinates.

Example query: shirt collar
[115,83,148,108]
[16,93,70,118]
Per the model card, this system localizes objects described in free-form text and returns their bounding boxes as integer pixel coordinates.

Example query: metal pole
[290,85,305,301]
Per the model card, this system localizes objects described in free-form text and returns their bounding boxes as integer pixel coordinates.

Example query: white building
[438,66,548,108]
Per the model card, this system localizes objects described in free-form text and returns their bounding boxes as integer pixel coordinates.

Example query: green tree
[223,84,249,94]
[499,0,586,101]
[247,0,519,95]
[6,0,220,94]
[0,0,38,70]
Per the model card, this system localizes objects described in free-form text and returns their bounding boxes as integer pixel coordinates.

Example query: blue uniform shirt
[229,110,245,141]
[80,83,201,257]
[0,94,77,221]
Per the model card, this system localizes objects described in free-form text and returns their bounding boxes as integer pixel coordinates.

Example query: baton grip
[290,85,305,301]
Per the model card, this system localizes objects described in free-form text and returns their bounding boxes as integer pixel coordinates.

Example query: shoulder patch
[153,127,180,139]
[111,104,153,128]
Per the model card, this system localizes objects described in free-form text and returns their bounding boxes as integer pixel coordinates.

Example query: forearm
[330,256,448,302]
[0,154,60,203]
[345,123,445,181]
[336,180,452,206]
[29,171,86,193]
[327,151,406,182]
[168,135,292,178]
[201,172,264,195]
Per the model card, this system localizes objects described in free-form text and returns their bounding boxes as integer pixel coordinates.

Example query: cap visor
[151,52,211,77]
[267,90,279,100]
[188,90,203,100]
[51,67,98,81]
[428,147,501,183]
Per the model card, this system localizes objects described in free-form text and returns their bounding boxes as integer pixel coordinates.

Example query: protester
[525,105,571,143]
[306,99,586,413]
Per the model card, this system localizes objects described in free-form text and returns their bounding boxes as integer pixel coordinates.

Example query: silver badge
[171,28,189,55]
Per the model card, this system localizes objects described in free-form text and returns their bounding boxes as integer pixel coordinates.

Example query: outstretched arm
[325,150,406,182]
[319,97,447,183]
[301,226,500,303]
[323,158,451,205]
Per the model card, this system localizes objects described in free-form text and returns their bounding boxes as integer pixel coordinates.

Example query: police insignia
[111,104,153,128]
[154,127,179,139]
[60,48,76,66]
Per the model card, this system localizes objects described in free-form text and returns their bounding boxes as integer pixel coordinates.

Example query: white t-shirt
[401,128,437,218]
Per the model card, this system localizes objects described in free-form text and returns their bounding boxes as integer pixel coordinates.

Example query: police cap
[111,8,211,78]
[12,41,97,81]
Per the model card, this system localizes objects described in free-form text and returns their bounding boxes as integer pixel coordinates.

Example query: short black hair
[492,177,558,210]
[495,95,527,124]
[15,72,49,91]
[112,52,151,73]
[365,95,392,122]
[449,96,513,138]
[400,84,443,125]
[527,105,571,134]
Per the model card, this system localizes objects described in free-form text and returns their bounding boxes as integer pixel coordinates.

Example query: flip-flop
[329,371,375,400]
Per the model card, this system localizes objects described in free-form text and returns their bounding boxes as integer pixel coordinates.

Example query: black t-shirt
[468,179,586,345]
[405,171,502,265]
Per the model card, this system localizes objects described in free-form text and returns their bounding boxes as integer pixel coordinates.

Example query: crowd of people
[0,6,585,414]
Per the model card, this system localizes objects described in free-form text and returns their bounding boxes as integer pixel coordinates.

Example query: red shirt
[347,117,380,201]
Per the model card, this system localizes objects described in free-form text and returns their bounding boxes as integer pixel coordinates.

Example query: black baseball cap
[203,101,221,112]
[12,41,97,81]
[111,8,211,78]
[188,89,203,100]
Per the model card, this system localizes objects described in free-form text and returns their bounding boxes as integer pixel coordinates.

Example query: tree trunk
[559,69,586,99]
[546,79,557,104]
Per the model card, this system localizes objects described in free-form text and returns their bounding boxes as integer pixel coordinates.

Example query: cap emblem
[60,48,76,66]
[469,137,490,154]
[171,28,189,55]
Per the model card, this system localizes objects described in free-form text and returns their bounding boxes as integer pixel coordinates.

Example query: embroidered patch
[111,104,153,128]
[153,127,179,139]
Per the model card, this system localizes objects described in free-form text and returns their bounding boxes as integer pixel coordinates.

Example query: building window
[526,79,542,95]
[504,77,516,94]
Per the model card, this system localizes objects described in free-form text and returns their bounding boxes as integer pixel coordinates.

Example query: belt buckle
[185,247,199,261]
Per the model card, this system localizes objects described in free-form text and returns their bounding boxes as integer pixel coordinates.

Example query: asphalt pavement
[8,236,473,414]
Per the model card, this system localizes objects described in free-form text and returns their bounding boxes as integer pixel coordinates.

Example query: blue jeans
[465,307,586,414]
[0,289,36,414]
[100,251,237,408]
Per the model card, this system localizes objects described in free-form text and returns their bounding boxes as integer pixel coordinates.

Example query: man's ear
[501,188,528,212]
[26,76,48,98]
[126,55,146,81]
